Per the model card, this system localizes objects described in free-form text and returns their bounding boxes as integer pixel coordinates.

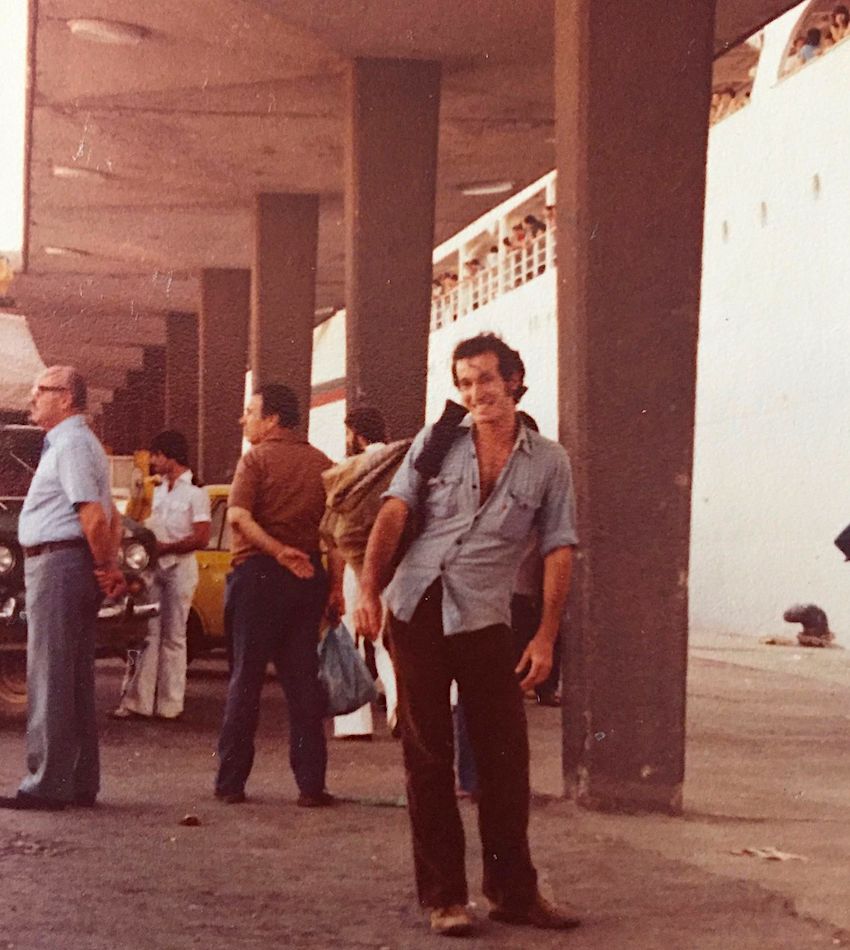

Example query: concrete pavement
[0,635,846,948]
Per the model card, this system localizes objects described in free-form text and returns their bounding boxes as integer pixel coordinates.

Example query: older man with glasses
[0,366,124,811]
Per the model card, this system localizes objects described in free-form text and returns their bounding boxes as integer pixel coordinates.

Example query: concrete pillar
[90,411,105,443]
[124,373,147,453]
[100,351,163,455]
[251,193,319,432]
[164,311,199,468]
[555,0,716,814]
[102,385,141,455]
[345,58,441,438]
[108,349,163,455]
[199,269,250,483]
[99,403,115,453]
[140,347,166,449]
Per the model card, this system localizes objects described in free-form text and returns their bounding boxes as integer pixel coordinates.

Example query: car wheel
[0,651,28,718]
[186,610,206,666]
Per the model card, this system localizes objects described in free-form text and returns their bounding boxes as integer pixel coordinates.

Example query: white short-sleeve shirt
[147,470,210,569]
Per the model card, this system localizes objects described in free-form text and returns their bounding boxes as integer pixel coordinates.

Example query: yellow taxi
[187,484,232,659]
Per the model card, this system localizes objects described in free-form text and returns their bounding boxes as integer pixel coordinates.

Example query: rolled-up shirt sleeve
[191,484,212,523]
[228,453,260,514]
[382,426,430,510]
[537,445,578,556]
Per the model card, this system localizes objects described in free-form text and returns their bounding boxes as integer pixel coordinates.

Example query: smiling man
[355,333,579,937]
[0,365,124,811]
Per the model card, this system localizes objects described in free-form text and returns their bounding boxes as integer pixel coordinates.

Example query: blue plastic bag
[318,622,378,717]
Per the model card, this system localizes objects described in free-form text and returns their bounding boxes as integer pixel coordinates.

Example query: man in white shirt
[113,431,211,720]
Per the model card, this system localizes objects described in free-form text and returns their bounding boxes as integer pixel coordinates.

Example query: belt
[23,538,89,558]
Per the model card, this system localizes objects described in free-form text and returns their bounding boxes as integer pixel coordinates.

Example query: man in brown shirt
[214,383,343,806]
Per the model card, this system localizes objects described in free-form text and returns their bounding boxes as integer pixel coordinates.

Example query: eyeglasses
[33,385,69,395]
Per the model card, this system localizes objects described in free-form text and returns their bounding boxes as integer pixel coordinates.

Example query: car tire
[0,651,28,718]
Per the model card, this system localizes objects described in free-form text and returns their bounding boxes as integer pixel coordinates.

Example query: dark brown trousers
[386,582,537,910]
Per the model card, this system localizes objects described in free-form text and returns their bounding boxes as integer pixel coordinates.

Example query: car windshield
[0,425,43,497]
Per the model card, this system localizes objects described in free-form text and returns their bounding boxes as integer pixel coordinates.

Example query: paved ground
[0,634,848,949]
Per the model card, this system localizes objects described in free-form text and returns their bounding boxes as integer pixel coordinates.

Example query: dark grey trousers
[20,547,101,803]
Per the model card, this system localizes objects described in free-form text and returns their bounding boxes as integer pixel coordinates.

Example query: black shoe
[215,790,246,804]
[0,791,67,811]
[296,791,336,808]
[489,893,581,930]
[334,734,372,742]
[73,795,98,808]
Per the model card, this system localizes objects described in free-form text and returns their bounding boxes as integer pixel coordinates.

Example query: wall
[310,398,346,461]
[0,314,46,409]
[691,9,850,642]
[309,310,346,459]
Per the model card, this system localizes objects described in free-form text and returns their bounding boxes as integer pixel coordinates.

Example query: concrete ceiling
[8,0,804,406]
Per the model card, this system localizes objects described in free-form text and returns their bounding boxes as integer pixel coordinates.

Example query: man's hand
[516,546,573,690]
[354,588,383,643]
[79,501,123,578]
[515,633,554,691]
[275,545,315,579]
[95,566,127,599]
[326,585,345,626]
[227,506,314,579]
[157,519,211,556]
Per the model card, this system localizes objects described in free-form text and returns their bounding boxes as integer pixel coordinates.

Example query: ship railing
[430,227,556,331]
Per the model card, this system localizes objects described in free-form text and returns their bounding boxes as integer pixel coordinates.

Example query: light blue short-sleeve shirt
[18,415,113,548]
[383,419,577,635]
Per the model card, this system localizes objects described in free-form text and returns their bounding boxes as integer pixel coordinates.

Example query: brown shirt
[228,429,333,564]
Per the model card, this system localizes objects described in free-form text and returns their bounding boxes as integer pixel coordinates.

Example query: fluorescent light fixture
[43,245,91,257]
[52,164,110,181]
[67,19,150,45]
[458,180,514,197]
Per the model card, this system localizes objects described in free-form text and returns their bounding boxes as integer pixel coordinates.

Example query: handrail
[430,227,556,331]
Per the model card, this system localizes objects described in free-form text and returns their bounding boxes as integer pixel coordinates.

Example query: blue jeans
[215,554,329,798]
[453,701,479,796]
[20,547,101,803]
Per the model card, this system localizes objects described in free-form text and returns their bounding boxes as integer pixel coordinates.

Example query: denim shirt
[18,415,112,548]
[383,420,577,635]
